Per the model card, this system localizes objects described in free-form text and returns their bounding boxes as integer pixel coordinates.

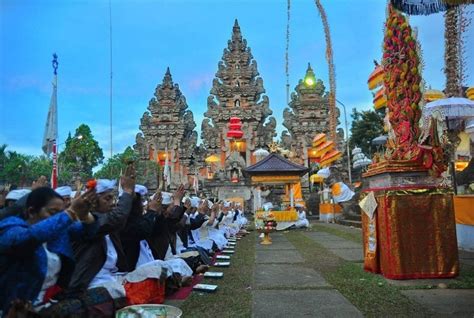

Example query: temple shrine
[133,19,337,210]
[133,68,198,189]
[198,19,276,203]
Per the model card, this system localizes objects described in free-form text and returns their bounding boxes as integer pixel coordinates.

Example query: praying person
[294,203,310,228]
[0,187,97,315]
[55,186,73,208]
[68,166,136,294]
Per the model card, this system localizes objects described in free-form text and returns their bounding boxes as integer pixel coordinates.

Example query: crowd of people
[0,163,248,317]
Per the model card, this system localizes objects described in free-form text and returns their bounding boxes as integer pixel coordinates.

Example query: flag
[42,75,58,156]
[163,145,171,188]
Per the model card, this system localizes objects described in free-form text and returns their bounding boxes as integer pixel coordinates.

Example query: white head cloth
[295,203,304,208]
[96,179,117,194]
[190,196,200,208]
[262,202,274,212]
[6,189,31,201]
[55,186,72,197]
[161,192,173,205]
[134,184,148,197]
[223,201,231,208]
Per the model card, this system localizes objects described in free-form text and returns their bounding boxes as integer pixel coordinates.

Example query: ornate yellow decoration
[251,175,301,184]
[268,142,279,153]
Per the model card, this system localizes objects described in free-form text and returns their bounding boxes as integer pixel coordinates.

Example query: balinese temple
[134,68,198,189]
[244,152,309,215]
[198,19,277,202]
[282,63,336,191]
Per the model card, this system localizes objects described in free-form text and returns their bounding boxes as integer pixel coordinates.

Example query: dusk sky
[1,0,473,159]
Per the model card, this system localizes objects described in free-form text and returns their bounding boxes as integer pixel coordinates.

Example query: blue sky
[1,0,472,158]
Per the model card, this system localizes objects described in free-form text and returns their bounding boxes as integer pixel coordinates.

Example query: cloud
[186,72,214,94]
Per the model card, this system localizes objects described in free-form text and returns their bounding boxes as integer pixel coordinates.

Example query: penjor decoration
[361,4,459,281]
[366,5,446,176]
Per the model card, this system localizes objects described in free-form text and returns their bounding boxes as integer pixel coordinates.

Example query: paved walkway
[306,222,474,317]
[252,232,363,318]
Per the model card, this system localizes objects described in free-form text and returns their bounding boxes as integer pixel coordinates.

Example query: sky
[0,0,473,159]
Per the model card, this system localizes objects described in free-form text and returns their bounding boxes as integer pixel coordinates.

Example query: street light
[58,134,83,150]
[335,99,352,186]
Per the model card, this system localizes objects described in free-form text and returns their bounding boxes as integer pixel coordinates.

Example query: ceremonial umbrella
[423,97,474,119]
[371,135,388,146]
[390,0,473,15]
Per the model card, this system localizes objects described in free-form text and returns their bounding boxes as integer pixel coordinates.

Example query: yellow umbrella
[310,174,324,183]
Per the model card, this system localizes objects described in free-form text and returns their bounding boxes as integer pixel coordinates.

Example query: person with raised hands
[0,187,97,315]
[146,185,187,261]
[68,162,136,293]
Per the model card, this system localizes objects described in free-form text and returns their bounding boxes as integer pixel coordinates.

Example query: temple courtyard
[166,221,474,317]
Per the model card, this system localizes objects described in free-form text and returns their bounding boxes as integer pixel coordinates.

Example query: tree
[349,109,384,156]
[94,147,137,180]
[0,147,32,187]
[28,156,52,182]
[58,124,104,183]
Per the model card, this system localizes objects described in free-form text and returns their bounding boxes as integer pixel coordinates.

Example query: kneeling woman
[0,187,97,315]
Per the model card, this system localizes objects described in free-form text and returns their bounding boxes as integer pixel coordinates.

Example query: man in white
[294,203,310,228]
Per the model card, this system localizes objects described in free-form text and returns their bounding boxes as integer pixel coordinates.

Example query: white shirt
[34,244,61,306]
[136,240,155,267]
[89,235,118,288]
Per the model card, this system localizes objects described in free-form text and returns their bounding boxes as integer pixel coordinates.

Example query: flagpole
[51,54,59,189]
[109,0,113,159]
[52,142,58,189]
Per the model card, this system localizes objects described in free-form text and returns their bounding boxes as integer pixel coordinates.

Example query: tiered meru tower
[282,64,332,166]
[200,19,276,199]
[134,68,197,189]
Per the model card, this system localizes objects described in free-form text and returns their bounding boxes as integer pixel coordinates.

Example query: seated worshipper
[217,201,239,237]
[165,206,212,273]
[119,186,194,297]
[0,187,97,315]
[234,202,248,228]
[176,197,207,252]
[294,203,310,228]
[190,200,225,251]
[68,168,136,297]
[56,186,73,208]
[146,189,187,261]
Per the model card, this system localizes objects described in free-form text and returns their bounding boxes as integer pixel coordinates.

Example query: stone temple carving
[281,63,345,189]
[134,68,197,189]
[282,63,333,151]
[200,19,276,179]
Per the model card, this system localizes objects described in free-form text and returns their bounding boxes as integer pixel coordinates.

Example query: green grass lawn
[179,233,255,318]
[285,230,431,317]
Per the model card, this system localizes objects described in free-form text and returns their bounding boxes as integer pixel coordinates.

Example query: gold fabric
[368,189,459,279]
[454,195,474,225]
[319,203,342,214]
[362,212,380,273]
[251,175,301,183]
[255,210,298,222]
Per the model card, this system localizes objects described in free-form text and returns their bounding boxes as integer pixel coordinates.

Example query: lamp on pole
[335,99,352,186]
